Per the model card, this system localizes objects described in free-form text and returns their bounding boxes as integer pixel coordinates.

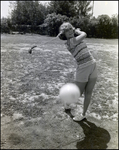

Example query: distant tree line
[1,1,118,39]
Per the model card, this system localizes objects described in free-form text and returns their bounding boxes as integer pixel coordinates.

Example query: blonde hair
[59,22,75,40]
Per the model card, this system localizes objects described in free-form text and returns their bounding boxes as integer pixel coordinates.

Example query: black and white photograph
[1,1,118,149]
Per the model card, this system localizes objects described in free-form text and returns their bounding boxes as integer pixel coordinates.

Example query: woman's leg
[82,77,97,116]
[70,81,87,117]
[74,81,87,109]
[75,81,87,96]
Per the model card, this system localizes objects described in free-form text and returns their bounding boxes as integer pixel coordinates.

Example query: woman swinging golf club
[58,22,97,121]
[28,22,97,121]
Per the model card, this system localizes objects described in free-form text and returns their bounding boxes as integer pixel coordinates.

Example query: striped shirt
[65,38,96,69]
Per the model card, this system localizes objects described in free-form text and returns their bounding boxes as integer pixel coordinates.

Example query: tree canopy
[1,1,118,38]
[10,1,48,25]
[47,1,77,18]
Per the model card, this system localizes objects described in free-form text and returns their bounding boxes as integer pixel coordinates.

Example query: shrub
[110,14,118,38]
[40,13,69,36]
[96,15,112,38]
[1,18,10,33]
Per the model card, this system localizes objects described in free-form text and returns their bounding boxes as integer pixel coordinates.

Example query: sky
[1,1,118,18]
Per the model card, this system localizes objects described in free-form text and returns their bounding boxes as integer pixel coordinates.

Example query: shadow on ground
[65,109,111,149]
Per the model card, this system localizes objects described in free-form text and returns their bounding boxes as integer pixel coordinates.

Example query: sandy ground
[1,34,118,149]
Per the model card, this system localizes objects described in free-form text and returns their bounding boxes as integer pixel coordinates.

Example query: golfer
[59,22,97,121]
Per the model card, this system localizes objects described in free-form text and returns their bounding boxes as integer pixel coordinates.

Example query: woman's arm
[73,28,87,45]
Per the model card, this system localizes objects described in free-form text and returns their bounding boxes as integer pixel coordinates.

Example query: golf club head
[28,49,32,54]
[28,46,37,54]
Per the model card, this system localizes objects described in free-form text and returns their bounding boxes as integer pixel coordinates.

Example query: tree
[87,16,98,37]
[10,1,47,26]
[96,15,112,38]
[110,14,118,38]
[1,17,11,33]
[42,13,69,36]
[75,1,93,18]
[47,1,77,18]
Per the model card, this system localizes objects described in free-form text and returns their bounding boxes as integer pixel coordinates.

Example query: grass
[1,34,118,119]
[1,34,118,149]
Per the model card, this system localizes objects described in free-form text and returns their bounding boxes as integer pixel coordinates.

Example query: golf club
[28,32,63,54]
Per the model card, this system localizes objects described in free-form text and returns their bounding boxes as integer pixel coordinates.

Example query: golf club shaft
[29,32,62,53]
[30,37,58,50]
[41,32,62,45]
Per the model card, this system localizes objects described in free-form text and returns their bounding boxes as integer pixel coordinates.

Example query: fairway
[1,34,118,149]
